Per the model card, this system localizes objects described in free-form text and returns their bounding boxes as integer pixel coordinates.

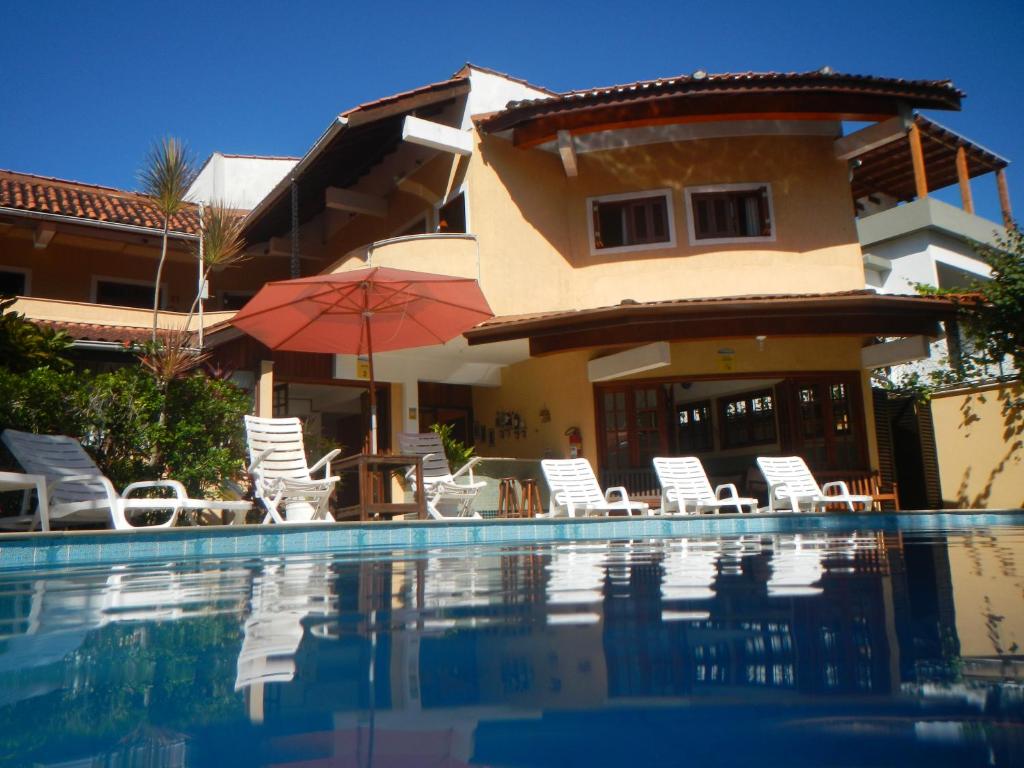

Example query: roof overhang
[479,71,963,148]
[464,291,964,356]
[241,77,471,245]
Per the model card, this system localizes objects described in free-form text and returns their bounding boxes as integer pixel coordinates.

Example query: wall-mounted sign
[356,356,370,380]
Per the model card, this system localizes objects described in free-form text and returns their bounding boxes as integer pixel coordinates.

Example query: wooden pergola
[851,114,1011,224]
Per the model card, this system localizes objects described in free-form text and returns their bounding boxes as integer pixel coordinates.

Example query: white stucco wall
[188,153,298,210]
[463,67,552,123]
[858,201,1002,385]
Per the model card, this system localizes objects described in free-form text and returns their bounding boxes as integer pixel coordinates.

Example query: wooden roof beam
[325,186,388,218]
[33,222,56,250]
[556,130,578,177]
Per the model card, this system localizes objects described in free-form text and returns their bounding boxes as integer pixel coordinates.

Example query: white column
[401,378,420,434]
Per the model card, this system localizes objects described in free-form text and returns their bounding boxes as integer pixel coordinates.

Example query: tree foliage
[0,365,250,495]
[0,296,73,373]
[964,222,1024,380]
[429,422,475,471]
[139,136,196,342]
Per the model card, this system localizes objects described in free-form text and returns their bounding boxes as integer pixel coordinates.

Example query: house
[3,64,1014,508]
[210,65,972,504]
[0,166,295,367]
[847,117,1020,509]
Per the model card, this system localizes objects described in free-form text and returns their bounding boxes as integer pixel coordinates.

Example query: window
[437,192,467,233]
[677,401,714,452]
[0,269,28,296]
[588,190,675,254]
[686,184,774,243]
[94,279,159,309]
[720,389,777,449]
[221,291,255,311]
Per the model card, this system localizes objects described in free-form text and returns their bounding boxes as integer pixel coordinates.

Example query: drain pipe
[197,202,205,348]
[290,179,300,279]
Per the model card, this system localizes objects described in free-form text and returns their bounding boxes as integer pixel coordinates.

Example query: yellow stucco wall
[294,128,866,319]
[472,337,879,472]
[947,534,1024,657]
[468,131,864,316]
[931,383,1024,509]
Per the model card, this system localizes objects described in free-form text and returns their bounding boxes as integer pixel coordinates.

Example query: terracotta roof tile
[34,320,177,345]
[469,289,964,330]
[0,169,200,235]
[481,69,964,133]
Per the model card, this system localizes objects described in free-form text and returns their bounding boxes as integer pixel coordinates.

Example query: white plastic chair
[397,432,484,519]
[653,456,759,515]
[756,456,873,513]
[1,429,188,530]
[540,459,649,518]
[244,416,340,524]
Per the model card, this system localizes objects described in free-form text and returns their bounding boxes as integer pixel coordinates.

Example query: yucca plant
[184,200,247,342]
[137,327,209,469]
[140,137,196,342]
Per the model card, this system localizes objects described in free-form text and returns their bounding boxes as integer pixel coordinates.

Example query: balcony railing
[329,233,480,280]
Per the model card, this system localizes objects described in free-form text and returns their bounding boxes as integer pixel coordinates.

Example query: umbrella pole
[364,311,378,455]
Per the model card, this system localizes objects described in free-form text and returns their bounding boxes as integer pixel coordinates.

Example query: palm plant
[185,200,247,341]
[140,137,196,342]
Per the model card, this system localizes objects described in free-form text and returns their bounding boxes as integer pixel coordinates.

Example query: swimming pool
[0,513,1022,766]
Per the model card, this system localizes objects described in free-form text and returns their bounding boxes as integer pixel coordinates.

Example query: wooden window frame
[0,266,31,296]
[596,383,670,469]
[434,184,470,234]
[684,183,775,245]
[718,388,778,450]
[586,189,677,256]
[676,399,714,453]
[90,275,167,309]
[221,290,255,311]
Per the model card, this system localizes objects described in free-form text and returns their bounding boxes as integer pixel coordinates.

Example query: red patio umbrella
[231,267,493,453]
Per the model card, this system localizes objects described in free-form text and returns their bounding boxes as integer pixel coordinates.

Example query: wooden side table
[334,454,427,521]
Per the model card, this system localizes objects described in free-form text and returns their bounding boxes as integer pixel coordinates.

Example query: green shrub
[0,365,250,497]
[429,422,475,471]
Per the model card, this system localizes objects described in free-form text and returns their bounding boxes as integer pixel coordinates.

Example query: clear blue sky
[2,0,1021,222]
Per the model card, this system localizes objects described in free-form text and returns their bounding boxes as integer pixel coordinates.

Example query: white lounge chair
[397,432,485,519]
[1,429,189,530]
[540,459,649,518]
[653,456,759,515]
[756,456,873,513]
[244,416,340,524]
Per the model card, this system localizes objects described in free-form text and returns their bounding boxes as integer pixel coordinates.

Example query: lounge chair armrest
[450,456,483,482]
[122,479,188,499]
[309,448,342,477]
[440,479,486,492]
[247,447,276,474]
[550,490,576,517]
[399,452,436,485]
[715,483,740,500]
[822,480,851,497]
[605,486,629,502]
[767,480,791,500]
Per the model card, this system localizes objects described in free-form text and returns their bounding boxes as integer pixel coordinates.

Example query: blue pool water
[1,516,1022,766]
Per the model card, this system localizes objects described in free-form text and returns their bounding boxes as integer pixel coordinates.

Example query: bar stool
[497,477,521,518]
[519,478,542,518]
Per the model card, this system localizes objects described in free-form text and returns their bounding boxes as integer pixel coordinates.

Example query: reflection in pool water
[0,527,1022,767]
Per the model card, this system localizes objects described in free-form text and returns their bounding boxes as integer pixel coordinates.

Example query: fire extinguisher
[565,427,582,458]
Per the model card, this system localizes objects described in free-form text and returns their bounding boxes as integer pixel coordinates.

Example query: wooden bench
[817,470,899,511]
